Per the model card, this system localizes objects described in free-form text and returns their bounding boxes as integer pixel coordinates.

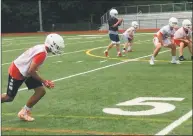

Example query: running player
[1,33,65,121]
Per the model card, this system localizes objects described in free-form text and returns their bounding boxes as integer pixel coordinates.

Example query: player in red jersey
[173,19,192,61]
[1,33,65,121]
[149,17,180,65]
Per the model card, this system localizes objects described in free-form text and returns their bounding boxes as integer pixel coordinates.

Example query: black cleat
[179,56,186,61]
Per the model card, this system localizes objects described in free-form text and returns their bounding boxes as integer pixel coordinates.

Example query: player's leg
[167,44,179,64]
[122,36,130,54]
[18,77,46,121]
[115,35,122,57]
[25,86,46,109]
[127,38,133,52]
[122,42,129,53]
[127,42,133,52]
[166,40,180,64]
[104,43,114,57]
[179,42,186,61]
[149,37,162,65]
[1,75,24,103]
[116,44,121,56]
[123,41,133,54]
[104,34,116,57]
[187,42,193,59]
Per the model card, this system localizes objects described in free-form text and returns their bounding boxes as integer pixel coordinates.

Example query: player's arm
[112,18,123,27]
[27,64,54,89]
[27,62,45,83]
[128,30,134,38]
[157,32,164,45]
[189,38,192,42]
[175,37,190,43]
[186,35,192,42]
[27,53,54,88]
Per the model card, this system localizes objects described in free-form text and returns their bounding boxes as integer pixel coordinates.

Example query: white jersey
[174,27,192,39]
[155,25,175,40]
[123,27,136,39]
[14,44,48,77]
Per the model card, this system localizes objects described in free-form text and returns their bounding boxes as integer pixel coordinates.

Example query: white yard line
[100,60,108,63]
[2,35,80,41]
[66,37,82,40]
[78,33,154,37]
[2,32,154,41]
[155,110,192,135]
[1,49,86,66]
[2,35,148,52]
[17,48,172,92]
[75,61,83,63]
[2,48,27,53]
[1,39,149,66]
[52,61,63,64]
[85,37,102,39]
[1,62,11,66]
[78,35,106,36]
[2,38,108,47]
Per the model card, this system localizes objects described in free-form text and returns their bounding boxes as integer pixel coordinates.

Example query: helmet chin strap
[45,44,52,53]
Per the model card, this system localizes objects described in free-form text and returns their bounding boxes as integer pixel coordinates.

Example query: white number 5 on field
[103,97,184,116]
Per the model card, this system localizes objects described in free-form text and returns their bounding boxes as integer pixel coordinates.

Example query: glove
[43,80,55,89]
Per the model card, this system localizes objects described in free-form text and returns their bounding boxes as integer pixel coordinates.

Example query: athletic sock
[127,46,131,51]
[172,56,176,61]
[24,105,32,111]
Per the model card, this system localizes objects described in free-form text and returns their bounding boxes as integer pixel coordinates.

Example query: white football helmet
[45,33,65,55]
[131,21,139,29]
[182,19,192,29]
[169,17,178,27]
[109,9,118,18]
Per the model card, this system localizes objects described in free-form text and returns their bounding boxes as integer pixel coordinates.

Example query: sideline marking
[2,127,143,135]
[155,110,192,135]
[1,113,174,123]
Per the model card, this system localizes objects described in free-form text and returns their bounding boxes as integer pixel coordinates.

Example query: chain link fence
[100,17,192,30]
[101,2,192,25]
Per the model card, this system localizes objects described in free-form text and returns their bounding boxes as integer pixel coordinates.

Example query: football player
[173,19,192,61]
[104,8,123,57]
[149,17,180,65]
[1,33,65,121]
[122,21,139,54]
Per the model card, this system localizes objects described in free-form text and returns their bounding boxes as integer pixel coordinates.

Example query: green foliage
[1,0,191,32]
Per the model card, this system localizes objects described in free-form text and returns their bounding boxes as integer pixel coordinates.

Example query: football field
[1,33,192,135]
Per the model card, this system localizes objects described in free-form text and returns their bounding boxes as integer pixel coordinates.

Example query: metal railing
[99,17,192,30]
[101,2,192,25]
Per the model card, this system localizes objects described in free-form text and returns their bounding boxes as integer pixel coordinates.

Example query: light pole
[90,14,94,24]
[38,0,43,32]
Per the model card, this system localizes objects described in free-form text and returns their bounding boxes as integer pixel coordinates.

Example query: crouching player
[149,17,180,65]
[104,8,123,57]
[173,19,192,61]
[122,21,139,54]
[1,33,65,121]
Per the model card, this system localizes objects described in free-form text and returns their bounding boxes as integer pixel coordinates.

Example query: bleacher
[100,11,192,30]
